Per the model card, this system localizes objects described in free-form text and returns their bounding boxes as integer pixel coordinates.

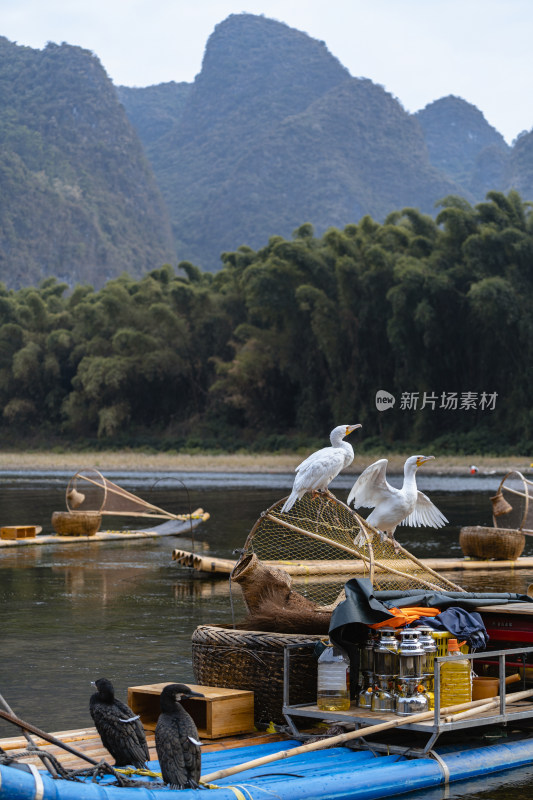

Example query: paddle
[201,688,533,783]
[0,708,99,766]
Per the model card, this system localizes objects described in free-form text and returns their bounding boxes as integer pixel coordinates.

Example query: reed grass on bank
[0,451,531,475]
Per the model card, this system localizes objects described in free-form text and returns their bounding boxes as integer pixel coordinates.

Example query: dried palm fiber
[65,467,189,520]
[491,471,533,533]
[460,526,525,560]
[231,553,331,633]
[242,492,464,607]
[191,624,321,725]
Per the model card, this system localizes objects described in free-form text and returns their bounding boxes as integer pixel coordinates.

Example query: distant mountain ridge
[0,37,175,288]
[415,96,510,195]
[119,14,461,269]
[119,13,530,271]
[0,14,532,287]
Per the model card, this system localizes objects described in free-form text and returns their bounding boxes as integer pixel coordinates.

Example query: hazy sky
[1,0,531,144]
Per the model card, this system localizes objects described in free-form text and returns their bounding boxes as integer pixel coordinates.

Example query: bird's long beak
[346,424,362,435]
[416,455,435,467]
[187,691,205,698]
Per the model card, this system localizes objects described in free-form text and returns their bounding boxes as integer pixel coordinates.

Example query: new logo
[375,390,396,411]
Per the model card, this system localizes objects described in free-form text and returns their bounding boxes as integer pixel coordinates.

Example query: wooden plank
[479,603,533,615]
[0,726,286,772]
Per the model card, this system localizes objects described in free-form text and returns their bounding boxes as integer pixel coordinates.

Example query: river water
[1,468,533,800]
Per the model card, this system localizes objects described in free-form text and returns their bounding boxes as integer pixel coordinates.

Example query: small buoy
[470,465,478,475]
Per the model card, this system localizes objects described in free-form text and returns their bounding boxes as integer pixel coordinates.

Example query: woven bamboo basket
[51,511,102,536]
[459,525,525,560]
[191,624,322,725]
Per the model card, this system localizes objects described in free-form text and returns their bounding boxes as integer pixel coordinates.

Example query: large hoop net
[243,492,463,607]
[66,468,185,520]
[492,470,533,532]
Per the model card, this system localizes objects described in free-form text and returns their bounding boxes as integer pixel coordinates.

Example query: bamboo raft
[0,512,209,548]
[172,548,533,577]
[0,725,285,772]
[3,677,533,800]
[2,690,533,773]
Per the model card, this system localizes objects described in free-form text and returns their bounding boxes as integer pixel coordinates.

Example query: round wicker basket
[51,511,102,537]
[191,624,322,725]
[459,525,525,560]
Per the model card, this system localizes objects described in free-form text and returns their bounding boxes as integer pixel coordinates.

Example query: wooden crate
[0,526,38,540]
[127,683,254,739]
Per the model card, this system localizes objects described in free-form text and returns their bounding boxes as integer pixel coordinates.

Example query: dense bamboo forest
[1,191,532,455]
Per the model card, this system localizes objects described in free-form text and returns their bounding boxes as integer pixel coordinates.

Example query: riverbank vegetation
[1,191,532,456]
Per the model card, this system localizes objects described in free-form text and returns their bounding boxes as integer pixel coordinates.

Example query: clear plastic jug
[317,642,350,711]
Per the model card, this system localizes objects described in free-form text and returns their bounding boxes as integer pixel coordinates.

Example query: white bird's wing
[400,491,449,528]
[281,446,347,513]
[347,459,395,509]
[295,446,331,474]
[294,449,346,493]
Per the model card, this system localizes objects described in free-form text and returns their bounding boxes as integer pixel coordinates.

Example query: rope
[0,750,165,789]
[115,767,163,779]
[230,549,246,628]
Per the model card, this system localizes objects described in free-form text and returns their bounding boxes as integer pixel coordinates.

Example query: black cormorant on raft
[155,683,204,789]
[89,677,149,768]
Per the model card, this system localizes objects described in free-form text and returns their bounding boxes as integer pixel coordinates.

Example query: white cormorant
[281,424,362,513]
[347,455,448,547]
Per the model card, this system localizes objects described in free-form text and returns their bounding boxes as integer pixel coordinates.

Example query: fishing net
[66,468,183,520]
[492,470,533,532]
[242,491,463,607]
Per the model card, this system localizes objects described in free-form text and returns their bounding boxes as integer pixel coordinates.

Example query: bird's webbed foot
[311,490,333,502]
[353,532,364,548]
[388,533,401,554]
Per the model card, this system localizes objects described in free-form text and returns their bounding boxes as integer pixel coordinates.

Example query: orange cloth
[369,606,441,629]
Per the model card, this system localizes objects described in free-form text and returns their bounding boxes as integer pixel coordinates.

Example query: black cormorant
[89,677,149,768]
[155,683,204,789]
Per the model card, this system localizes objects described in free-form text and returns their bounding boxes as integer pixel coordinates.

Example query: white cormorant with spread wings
[347,455,448,548]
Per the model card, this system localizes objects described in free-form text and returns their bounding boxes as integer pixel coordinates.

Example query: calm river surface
[1,467,533,800]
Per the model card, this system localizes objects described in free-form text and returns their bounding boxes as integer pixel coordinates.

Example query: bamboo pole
[78,473,178,519]
[443,679,527,722]
[347,510,465,593]
[201,689,533,784]
[0,708,99,766]
[267,514,446,592]
[0,694,59,777]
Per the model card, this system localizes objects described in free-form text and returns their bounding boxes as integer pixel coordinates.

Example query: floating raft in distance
[0,512,209,548]
[172,548,533,576]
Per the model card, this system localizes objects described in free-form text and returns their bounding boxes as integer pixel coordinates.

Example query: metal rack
[282,643,533,756]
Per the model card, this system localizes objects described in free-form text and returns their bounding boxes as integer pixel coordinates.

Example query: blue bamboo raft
[3,735,533,800]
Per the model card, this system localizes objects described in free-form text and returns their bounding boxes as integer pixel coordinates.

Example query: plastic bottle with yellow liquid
[317,642,351,711]
[439,638,471,707]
